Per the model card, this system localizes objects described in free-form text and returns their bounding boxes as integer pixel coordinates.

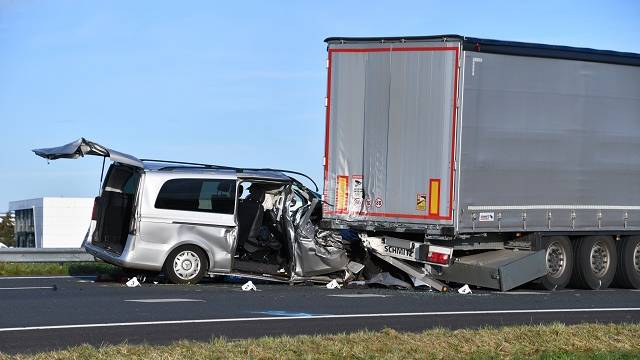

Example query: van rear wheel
[164,245,208,284]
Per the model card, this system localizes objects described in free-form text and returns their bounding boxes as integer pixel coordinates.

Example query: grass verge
[1,323,639,359]
[0,262,123,277]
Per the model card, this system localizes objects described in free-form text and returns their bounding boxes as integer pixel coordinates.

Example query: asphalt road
[0,275,639,354]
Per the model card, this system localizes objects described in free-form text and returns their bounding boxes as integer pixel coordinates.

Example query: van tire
[613,236,640,289]
[571,236,617,290]
[164,245,208,285]
[534,236,573,290]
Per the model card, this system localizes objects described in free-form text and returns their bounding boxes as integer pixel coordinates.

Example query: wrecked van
[33,138,357,284]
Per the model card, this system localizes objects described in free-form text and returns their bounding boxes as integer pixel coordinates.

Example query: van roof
[142,161,292,182]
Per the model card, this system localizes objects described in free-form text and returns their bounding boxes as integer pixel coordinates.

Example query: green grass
[0,262,123,277]
[1,323,639,359]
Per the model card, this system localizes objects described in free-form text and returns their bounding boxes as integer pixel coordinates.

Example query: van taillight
[91,197,99,220]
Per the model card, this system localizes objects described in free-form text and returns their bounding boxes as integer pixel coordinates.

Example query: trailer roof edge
[324,35,640,67]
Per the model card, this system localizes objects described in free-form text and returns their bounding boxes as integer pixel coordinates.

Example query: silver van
[34,138,352,284]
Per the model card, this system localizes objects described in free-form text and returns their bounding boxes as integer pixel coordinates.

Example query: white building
[8,197,94,248]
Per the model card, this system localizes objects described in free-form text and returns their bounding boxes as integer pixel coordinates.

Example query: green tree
[0,213,15,247]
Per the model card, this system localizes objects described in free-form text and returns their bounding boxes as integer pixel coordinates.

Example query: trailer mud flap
[434,250,547,291]
[368,251,448,292]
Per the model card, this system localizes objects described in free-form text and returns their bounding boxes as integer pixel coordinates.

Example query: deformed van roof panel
[143,162,291,182]
[324,34,640,67]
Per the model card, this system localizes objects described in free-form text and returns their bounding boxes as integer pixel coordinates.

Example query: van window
[155,179,236,214]
[103,165,140,195]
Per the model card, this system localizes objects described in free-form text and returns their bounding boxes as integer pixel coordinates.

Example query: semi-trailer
[322,35,640,290]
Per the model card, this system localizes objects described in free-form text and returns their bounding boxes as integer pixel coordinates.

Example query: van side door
[138,175,238,272]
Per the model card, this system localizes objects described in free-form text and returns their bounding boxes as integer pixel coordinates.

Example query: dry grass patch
[1,323,639,359]
[0,262,122,277]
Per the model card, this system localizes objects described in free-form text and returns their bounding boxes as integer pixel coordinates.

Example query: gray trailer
[322,35,640,291]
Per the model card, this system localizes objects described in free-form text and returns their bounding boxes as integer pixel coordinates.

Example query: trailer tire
[613,236,640,289]
[571,236,617,290]
[164,245,208,285]
[535,236,573,290]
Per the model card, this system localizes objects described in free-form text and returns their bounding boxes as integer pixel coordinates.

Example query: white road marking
[125,299,205,303]
[0,275,95,280]
[0,286,52,290]
[0,308,638,332]
[328,294,390,298]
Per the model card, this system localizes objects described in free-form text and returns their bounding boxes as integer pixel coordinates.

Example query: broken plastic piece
[346,261,365,274]
[458,284,472,294]
[366,272,411,289]
[326,279,341,289]
[126,277,141,287]
[241,281,257,291]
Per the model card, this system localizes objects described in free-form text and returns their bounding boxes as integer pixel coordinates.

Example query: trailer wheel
[535,236,573,290]
[613,236,640,289]
[571,236,617,290]
[164,245,208,285]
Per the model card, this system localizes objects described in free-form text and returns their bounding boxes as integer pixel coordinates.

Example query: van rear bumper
[84,238,163,272]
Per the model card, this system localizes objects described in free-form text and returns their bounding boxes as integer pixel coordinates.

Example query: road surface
[0,275,638,354]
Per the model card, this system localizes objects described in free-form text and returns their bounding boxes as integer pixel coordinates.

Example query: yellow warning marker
[429,179,441,216]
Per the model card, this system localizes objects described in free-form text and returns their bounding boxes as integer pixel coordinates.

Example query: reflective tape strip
[429,179,441,216]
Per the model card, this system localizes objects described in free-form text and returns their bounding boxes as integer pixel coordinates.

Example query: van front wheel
[164,245,208,284]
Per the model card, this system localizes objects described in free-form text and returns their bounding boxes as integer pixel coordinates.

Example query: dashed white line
[0,276,95,280]
[328,294,390,298]
[0,287,52,290]
[0,308,638,332]
[125,299,205,303]
[492,291,546,295]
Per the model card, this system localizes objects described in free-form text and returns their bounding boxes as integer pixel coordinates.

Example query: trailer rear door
[323,40,460,227]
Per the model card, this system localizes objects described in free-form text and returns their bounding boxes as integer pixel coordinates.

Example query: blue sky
[1,0,639,211]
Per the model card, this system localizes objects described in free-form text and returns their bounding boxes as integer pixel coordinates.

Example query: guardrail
[0,248,95,263]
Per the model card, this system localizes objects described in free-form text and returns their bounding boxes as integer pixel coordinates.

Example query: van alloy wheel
[173,250,201,281]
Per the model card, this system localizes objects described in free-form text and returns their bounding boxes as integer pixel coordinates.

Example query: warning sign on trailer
[416,193,427,211]
[350,175,363,210]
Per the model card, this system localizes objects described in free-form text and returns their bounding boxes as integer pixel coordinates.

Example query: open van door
[33,138,143,168]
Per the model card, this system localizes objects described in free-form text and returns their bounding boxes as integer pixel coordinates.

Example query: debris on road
[364,272,411,289]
